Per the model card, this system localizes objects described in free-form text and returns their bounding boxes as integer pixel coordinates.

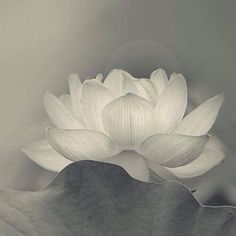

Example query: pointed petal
[81,79,114,132]
[102,93,154,148]
[44,92,83,129]
[104,151,150,182]
[96,73,103,82]
[150,69,168,95]
[138,134,209,167]
[47,128,119,162]
[174,94,224,136]
[103,69,131,97]
[68,73,83,122]
[166,149,225,178]
[59,94,73,113]
[154,74,187,133]
[22,140,72,172]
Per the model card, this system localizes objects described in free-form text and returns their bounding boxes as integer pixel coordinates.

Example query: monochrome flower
[22,69,224,182]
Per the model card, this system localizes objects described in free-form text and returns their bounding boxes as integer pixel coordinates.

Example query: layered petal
[47,128,119,162]
[154,74,187,133]
[68,73,83,122]
[22,140,72,172]
[103,69,131,97]
[81,79,114,132]
[166,149,225,178]
[44,92,83,129]
[102,93,154,148]
[104,69,156,104]
[150,69,168,95]
[138,134,208,167]
[174,94,224,136]
[104,151,150,182]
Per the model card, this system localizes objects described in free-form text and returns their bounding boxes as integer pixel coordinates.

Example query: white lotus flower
[22,69,225,182]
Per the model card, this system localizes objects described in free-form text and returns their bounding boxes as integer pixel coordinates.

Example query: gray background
[0,0,235,204]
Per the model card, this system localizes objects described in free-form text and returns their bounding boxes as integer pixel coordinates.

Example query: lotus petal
[68,73,83,122]
[166,149,225,178]
[47,128,119,162]
[150,68,168,95]
[96,73,103,82]
[103,69,131,97]
[154,75,187,133]
[81,79,114,132]
[138,134,208,167]
[103,93,154,148]
[147,160,179,181]
[104,151,150,182]
[174,94,224,136]
[59,94,73,114]
[22,140,72,172]
[44,92,83,129]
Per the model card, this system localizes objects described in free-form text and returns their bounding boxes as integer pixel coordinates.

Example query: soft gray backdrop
[0,0,235,204]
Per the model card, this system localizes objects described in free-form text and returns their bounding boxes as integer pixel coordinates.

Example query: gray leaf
[0,161,236,236]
